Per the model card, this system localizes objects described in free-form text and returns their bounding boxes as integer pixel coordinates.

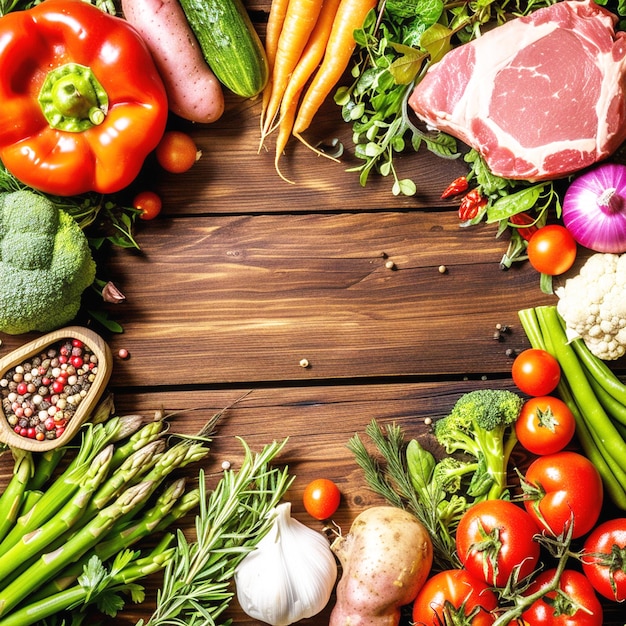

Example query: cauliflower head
[555,253,626,360]
[0,190,96,335]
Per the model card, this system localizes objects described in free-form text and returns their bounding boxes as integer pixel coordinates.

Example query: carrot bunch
[260,0,378,181]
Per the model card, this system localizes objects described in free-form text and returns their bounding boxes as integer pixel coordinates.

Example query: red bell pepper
[0,0,168,196]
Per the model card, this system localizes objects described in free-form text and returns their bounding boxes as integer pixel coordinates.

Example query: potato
[121,0,224,124]
[329,506,433,626]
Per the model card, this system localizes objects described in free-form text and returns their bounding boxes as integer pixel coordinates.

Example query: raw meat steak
[408,0,626,181]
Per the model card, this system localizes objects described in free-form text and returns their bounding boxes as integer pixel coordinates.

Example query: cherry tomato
[527,224,577,275]
[523,451,603,539]
[133,190,162,220]
[582,518,626,601]
[512,349,561,396]
[456,499,541,588]
[515,396,576,455]
[412,569,498,626]
[522,569,603,626]
[156,131,199,173]
[302,478,341,520]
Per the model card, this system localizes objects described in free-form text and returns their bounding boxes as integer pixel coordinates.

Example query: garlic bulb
[234,501,338,626]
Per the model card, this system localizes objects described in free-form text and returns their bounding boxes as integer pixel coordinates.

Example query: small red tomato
[512,349,561,396]
[527,224,577,275]
[582,518,626,601]
[156,130,199,173]
[133,191,162,220]
[515,396,576,455]
[302,478,341,520]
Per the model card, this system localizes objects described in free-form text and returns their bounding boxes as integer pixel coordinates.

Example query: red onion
[562,163,626,253]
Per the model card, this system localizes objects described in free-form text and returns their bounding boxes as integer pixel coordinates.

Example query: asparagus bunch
[0,397,208,624]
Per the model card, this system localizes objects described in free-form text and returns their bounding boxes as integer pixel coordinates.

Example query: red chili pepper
[441,176,469,199]
[509,212,539,241]
[0,0,168,196]
[458,189,487,221]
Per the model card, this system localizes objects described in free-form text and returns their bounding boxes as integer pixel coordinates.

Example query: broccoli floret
[432,456,477,494]
[0,189,96,334]
[433,389,523,501]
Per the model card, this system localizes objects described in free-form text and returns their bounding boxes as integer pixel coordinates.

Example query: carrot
[293,0,377,146]
[275,0,342,135]
[260,0,290,132]
[261,0,324,140]
[272,0,341,180]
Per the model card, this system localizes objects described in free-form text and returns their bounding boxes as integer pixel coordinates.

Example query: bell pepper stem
[38,63,108,132]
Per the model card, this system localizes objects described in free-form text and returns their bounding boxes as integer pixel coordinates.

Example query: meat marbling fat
[408,0,626,181]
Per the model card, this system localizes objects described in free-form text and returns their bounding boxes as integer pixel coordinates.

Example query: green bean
[584,370,626,426]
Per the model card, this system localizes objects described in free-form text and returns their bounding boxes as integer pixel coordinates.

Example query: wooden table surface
[1,2,625,624]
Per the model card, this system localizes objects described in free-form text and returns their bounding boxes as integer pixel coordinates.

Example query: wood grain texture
[0,1,624,624]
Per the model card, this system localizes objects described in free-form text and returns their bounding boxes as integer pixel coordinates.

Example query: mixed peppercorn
[1,338,99,441]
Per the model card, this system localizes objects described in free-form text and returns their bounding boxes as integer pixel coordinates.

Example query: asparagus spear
[83,439,165,518]
[0,450,34,543]
[26,448,65,492]
[0,422,120,558]
[109,419,168,470]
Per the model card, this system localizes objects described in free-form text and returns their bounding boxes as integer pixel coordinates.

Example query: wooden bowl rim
[0,326,112,452]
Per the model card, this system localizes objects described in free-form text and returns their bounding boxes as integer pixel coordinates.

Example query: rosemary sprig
[137,437,293,626]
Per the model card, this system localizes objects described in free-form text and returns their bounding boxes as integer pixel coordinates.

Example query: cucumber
[178,0,268,99]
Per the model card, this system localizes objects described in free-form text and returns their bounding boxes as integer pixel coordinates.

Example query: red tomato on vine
[522,569,603,626]
[455,499,541,587]
[582,518,626,601]
[412,569,498,626]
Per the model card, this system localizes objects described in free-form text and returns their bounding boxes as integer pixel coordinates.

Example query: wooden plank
[78,211,552,387]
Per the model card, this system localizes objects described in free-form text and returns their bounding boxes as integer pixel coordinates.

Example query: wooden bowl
[0,326,112,452]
